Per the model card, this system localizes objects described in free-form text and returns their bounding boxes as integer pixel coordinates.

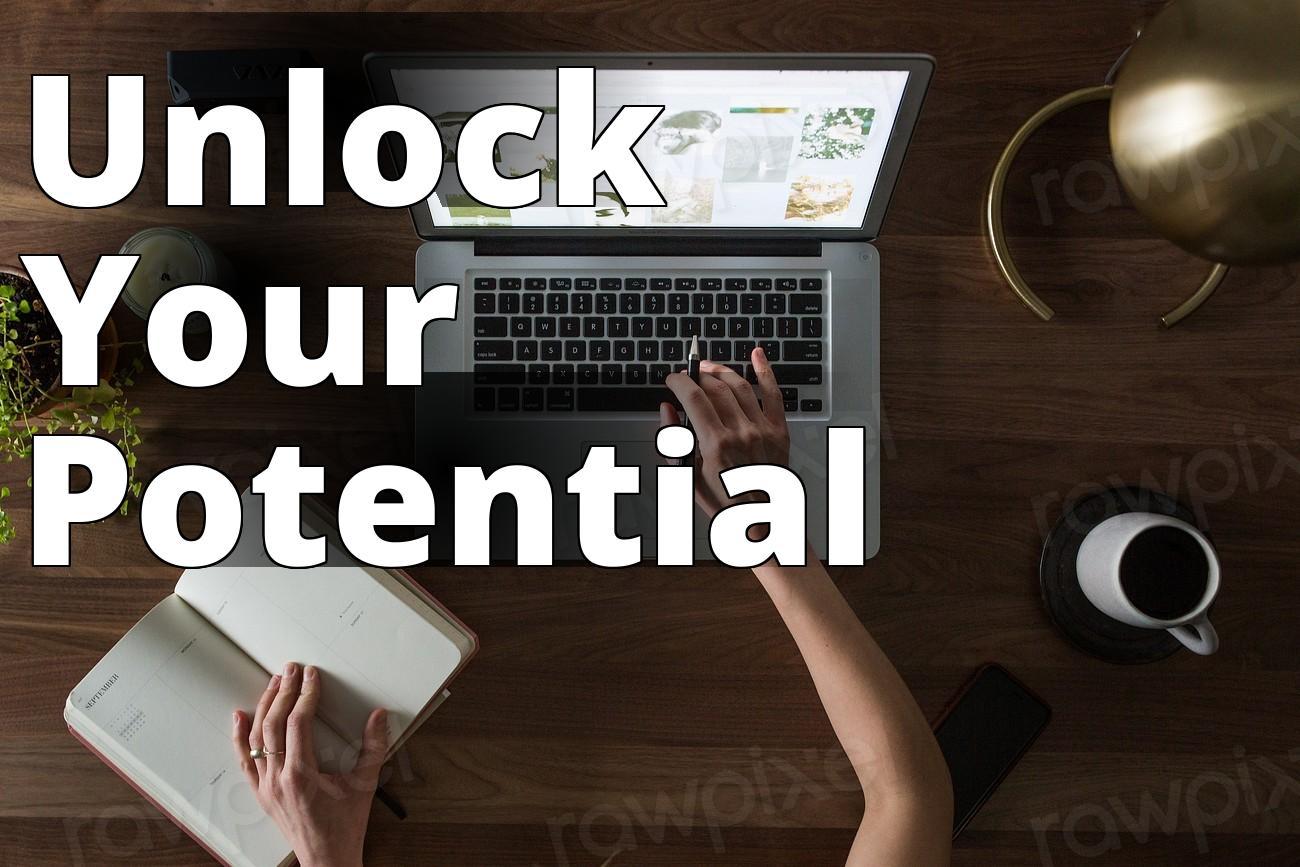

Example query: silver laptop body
[364,53,934,561]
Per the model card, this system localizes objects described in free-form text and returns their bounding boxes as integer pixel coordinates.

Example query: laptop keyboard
[470,271,827,414]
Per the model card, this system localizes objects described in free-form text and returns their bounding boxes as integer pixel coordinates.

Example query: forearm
[752,550,952,825]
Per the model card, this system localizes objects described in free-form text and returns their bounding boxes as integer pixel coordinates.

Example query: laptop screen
[387,66,912,231]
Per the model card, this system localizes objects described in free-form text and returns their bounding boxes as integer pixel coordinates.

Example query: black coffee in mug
[1119,526,1209,620]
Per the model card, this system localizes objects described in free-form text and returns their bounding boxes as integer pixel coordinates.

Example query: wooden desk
[3,4,1298,865]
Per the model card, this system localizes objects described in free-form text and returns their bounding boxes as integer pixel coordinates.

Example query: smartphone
[932,663,1051,837]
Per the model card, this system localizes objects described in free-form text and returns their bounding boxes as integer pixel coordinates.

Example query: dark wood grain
[2,3,1298,865]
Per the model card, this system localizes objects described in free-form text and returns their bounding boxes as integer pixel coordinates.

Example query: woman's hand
[232,662,388,867]
[661,347,790,519]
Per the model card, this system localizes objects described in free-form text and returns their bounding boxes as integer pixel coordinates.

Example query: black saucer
[1040,486,1194,664]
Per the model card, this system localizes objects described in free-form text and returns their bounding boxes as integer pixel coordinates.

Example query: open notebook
[65,494,477,867]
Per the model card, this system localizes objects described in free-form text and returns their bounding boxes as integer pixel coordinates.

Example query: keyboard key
[547,294,569,315]
[651,277,672,291]
[669,294,689,315]
[785,341,823,361]
[705,317,725,338]
[614,340,635,361]
[610,317,629,337]
[626,364,648,385]
[590,341,611,361]
[701,277,722,291]
[575,277,597,291]
[725,278,747,292]
[522,387,544,410]
[498,387,520,411]
[735,340,755,359]
[800,278,823,292]
[473,363,524,384]
[674,278,697,291]
[646,294,666,315]
[759,340,781,361]
[549,277,572,291]
[801,399,823,412]
[801,318,823,337]
[510,317,531,337]
[474,277,496,292]
[536,317,557,337]
[772,364,823,384]
[729,317,750,338]
[528,364,550,385]
[524,293,544,314]
[597,293,617,315]
[751,278,773,291]
[620,294,641,314]
[754,318,774,338]
[577,364,599,385]
[778,316,798,338]
[682,317,702,337]
[657,318,678,338]
[709,341,731,362]
[638,340,660,361]
[475,317,507,337]
[541,339,562,361]
[565,342,587,361]
[474,294,495,314]
[553,364,575,384]
[781,387,799,402]
[577,388,667,412]
[600,277,622,292]
[633,317,654,337]
[719,294,739,314]
[500,277,522,291]
[764,294,786,315]
[776,277,797,291]
[547,387,575,411]
[600,364,623,384]
[517,341,539,361]
[626,277,647,291]
[500,294,521,314]
[573,294,593,314]
[692,295,714,314]
[663,340,684,362]
[560,317,580,337]
[650,364,671,384]
[741,295,761,314]
[791,295,822,314]
[584,319,605,338]
[525,277,546,291]
[474,340,513,361]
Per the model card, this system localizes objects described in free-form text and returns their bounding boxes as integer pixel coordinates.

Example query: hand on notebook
[232,663,389,867]
[661,347,790,518]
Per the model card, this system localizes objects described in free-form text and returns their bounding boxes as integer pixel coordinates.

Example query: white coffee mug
[1075,513,1220,655]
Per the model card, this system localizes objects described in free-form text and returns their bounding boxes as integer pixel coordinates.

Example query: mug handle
[1169,616,1219,656]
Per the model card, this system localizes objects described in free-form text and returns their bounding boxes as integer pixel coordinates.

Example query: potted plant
[0,262,144,544]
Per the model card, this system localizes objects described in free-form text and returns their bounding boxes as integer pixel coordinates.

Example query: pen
[685,336,701,457]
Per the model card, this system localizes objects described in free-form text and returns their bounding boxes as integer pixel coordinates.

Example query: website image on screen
[389,67,910,229]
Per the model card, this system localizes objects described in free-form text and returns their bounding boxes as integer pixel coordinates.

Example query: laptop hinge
[473,236,823,258]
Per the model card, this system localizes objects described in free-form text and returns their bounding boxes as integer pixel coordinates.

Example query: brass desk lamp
[986,0,1300,327]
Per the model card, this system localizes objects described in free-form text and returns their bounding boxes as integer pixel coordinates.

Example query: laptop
[363,53,933,561]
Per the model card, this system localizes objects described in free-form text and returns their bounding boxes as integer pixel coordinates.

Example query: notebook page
[65,595,303,867]
[175,564,467,747]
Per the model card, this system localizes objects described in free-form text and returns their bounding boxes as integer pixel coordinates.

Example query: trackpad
[579,440,708,553]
